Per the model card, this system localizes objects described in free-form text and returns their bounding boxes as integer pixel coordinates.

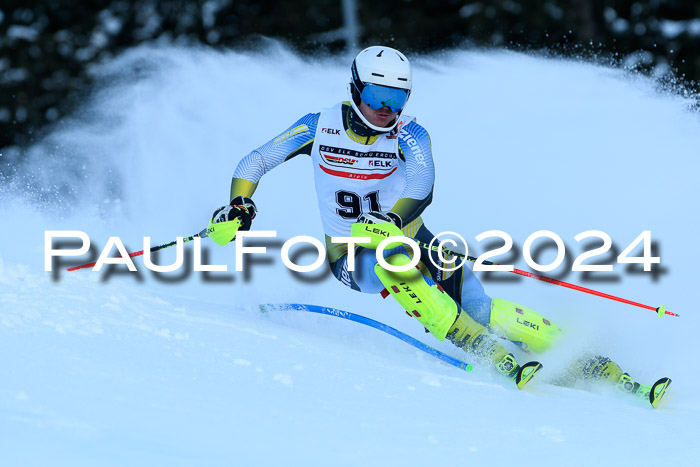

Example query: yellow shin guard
[489,299,563,353]
[374,254,458,341]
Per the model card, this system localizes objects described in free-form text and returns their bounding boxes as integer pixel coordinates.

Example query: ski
[496,354,543,389]
[516,361,544,390]
[260,303,473,372]
[618,373,671,408]
[647,377,672,408]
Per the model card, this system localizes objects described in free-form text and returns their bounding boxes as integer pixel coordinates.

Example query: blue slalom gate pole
[261,303,473,372]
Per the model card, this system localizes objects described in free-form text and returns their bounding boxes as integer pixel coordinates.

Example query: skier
[208,46,669,403]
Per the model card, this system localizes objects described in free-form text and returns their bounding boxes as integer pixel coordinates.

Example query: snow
[6,25,40,42]
[660,18,700,38]
[1,45,699,466]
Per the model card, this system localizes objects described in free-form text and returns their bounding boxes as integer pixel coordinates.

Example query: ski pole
[414,239,678,318]
[66,228,208,271]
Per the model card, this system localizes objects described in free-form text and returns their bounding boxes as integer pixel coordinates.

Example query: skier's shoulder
[398,116,431,151]
[318,100,350,120]
[292,111,321,132]
[398,116,427,138]
[272,111,320,144]
[269,101,346,148]
[287,102,347,134]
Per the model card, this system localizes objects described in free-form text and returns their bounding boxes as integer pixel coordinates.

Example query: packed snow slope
[1,44,699,466]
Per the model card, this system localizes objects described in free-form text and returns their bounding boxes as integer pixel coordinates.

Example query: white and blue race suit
[231,101,492,326]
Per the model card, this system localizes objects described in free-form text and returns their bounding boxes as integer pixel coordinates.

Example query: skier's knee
[375,253,458,340]
[351,246,410,294]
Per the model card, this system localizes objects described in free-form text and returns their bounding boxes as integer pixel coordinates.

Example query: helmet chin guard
[348,46,412,133]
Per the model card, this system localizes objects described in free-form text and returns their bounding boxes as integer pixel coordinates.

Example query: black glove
[211,196,257,231]
[356,211,402,229]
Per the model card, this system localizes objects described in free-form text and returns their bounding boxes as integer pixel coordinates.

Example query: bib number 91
[335,190,380,218]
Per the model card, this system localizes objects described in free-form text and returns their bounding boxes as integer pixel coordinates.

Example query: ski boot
[578,356,671,408]
[617,373,672,408]
[447,310,543,390]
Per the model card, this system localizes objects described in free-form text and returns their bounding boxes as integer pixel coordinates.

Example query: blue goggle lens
[360,83,408,113]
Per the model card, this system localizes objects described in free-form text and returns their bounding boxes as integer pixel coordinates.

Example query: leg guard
[489,298,563,353]
[374,253,458,341]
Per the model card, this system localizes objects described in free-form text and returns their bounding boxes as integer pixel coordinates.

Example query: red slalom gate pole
[416,240,678,318]
[508,266,677,318]
[66,228,208,272]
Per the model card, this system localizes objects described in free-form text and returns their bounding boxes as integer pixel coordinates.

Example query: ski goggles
[359,83,409,113]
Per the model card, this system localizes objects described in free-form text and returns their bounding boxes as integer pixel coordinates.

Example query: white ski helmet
[348,46,412,132]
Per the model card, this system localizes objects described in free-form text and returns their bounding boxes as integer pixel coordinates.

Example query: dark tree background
[1,0,698,152]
